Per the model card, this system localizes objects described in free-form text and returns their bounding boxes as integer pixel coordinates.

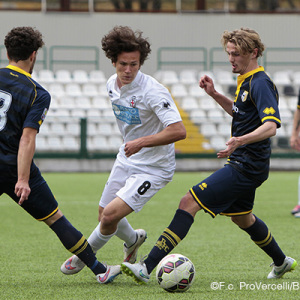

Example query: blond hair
[221,28,265,57]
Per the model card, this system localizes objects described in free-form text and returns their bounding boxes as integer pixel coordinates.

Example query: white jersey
[106,70,182,173]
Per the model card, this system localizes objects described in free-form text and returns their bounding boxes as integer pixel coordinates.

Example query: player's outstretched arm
[199,75,233,116]
[217,121,277,158]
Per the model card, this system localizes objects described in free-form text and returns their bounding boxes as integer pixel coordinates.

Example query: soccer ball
[156,253,195,292]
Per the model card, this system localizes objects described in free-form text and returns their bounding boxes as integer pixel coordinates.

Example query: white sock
[87,222,116,253]
[115,217,137,247]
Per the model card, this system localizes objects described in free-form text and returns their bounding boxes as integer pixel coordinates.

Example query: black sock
[144,209,194,274]
[50,216,106,275]
[241,215,285,266]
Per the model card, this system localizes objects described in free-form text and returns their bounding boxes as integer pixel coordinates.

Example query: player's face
[226,42,257,75]
[114,51,141,87]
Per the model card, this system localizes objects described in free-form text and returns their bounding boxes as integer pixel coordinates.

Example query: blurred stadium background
[1,0,300,171]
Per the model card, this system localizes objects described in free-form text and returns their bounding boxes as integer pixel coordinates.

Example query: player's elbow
[176,123,187,141]
[178,127,187,141]
[270,125,277,137]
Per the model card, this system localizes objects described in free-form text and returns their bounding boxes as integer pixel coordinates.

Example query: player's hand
[124,139,143,157]
[199,75,215,96]
[15,180,31,205]
[290,136,300,151]
[217,137,241,158]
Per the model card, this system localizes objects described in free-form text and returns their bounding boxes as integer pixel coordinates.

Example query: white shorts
[99,159,173,212]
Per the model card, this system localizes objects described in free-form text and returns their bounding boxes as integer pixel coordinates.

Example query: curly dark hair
[101,26,151,65]
[4,26,44,62]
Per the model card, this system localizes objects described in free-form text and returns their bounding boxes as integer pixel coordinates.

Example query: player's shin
[241,215,285,266]
[144,209,194,274]
[50,216,106,274]
[87,222,117,252]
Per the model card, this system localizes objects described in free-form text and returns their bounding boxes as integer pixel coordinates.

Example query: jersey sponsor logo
[112,103,141,125]
[232,103,245,115]
[263,107,276,115]
[241,90,248,102]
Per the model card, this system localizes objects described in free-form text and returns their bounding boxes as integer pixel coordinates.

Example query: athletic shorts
[190,164,262,218]
[99,159,172,212]
[0,169,58,221]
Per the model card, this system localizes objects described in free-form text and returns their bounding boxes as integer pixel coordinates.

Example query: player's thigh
[99,159,127,208]
[5,179,58,221]
[117,173,169,212]
[190,165,256,217]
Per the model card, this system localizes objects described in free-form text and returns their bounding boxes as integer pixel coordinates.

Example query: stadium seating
[89,70,107,84]
[38,69,55,84]
[179,69,198,85]
[36,68,295,154]
[55,70,72,84]
[171,83,188,98]
[72,70,89,84]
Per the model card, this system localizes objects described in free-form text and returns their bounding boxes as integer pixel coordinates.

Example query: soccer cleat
[121,259,150,284]
[291,204,300,215]
[60,255,85,275]
[123,229,147,263]
[267,256,297,279]
[294,211,300,218]
[96,265,122,284]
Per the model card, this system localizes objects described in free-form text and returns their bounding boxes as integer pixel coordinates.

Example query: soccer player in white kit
[60,26,186,283]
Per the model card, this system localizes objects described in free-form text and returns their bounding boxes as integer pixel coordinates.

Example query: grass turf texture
[1,171,299,300]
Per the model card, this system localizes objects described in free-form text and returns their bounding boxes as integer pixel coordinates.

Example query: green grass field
[1,171,299,300]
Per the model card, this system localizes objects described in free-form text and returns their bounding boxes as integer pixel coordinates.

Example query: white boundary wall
[34,158,300,172]
[0,11,299,76]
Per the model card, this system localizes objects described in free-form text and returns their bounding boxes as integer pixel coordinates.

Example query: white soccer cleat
[60,255,86,275]
[267,256,297,279]
[123,229,147,263]
[294,211,300,218]
[121,259,150,284]
[96,265,122,284]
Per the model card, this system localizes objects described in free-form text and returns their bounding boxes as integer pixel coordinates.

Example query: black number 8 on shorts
[137,181,151,195]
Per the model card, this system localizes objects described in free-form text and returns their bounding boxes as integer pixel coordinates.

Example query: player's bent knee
[178,192,200,217]
[101,211,120,229]
[231,213,255,229]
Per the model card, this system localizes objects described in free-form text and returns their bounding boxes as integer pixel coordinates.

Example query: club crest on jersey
[130,96,136,108]
[241,90,248,102]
